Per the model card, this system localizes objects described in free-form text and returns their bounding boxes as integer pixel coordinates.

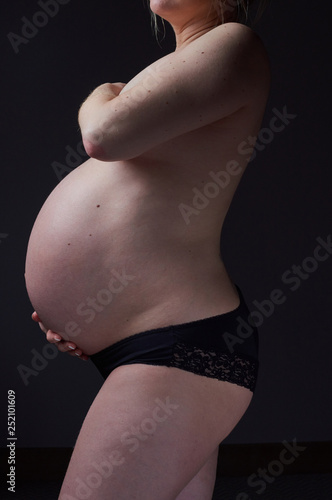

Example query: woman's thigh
[175,448,219,500]
[59,364,252,500]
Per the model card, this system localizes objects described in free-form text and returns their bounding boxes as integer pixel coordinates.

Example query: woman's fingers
[45,330,63,344]
[51,337,89,360]
[31,311,89,360]
[31,311,41,323]
[66,346,89,361]
[54,339,77,353]
[70,350,89,361]
[50,334,89,360]
[45,331,88,359]
[32,311,48,334]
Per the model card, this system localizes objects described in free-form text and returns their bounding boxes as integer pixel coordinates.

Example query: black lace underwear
[91,286,259,392]
[170,342,258,392]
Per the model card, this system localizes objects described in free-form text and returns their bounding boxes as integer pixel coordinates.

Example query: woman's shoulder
[181,21,268,62]
[210,21,262,40]
[205,22,270,85]
[207,22,268,59]
[181,21,270,87]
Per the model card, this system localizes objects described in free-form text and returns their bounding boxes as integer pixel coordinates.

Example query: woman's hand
[31,312,89,361]
[79,82,126,159]
[80,82,126,109]
[87,82,126,99]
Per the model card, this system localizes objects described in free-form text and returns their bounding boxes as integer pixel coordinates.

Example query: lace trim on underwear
[170,342,258,392]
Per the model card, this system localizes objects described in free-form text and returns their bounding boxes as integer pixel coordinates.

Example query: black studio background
[1,0,331,453]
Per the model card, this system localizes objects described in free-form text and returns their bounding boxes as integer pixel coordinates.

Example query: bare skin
[25,1,270,498]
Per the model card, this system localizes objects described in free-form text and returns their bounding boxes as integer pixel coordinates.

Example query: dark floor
[4,474,332,500]
[212,474,332,499]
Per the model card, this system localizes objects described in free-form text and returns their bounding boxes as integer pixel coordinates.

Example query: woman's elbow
[82,134,140,162]
[82,132,119,161]
[82,136,108,160]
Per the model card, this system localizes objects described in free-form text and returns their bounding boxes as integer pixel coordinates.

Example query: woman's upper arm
[83,23,270,161]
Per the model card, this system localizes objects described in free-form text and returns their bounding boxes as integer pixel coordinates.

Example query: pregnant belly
[25,158,233,353]
[25,159,144,351]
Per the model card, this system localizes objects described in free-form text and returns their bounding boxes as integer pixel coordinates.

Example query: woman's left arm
[79,23,270,162]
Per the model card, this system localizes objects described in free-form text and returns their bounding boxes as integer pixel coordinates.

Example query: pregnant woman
[25,1,270,498]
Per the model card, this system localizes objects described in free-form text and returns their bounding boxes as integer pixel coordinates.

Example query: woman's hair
[149,0,269,38]
[212,0,269,24]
